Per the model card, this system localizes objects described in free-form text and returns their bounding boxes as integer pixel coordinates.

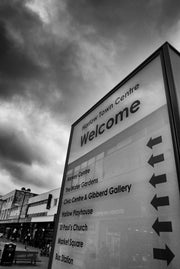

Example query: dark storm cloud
[0,0,45,77]
[1,0,180,116]
[43,40,88,112]
[0,0,47,100]
[0,124,46,165]
[0,0,85,122]
[0,123,49,189]
[1,160,24,182]
[66,0,180,41]
[0,0,118,124]
[0,0,179,194]
[158,0,180,29]
[0,21,43,80]
[0,159,49,188]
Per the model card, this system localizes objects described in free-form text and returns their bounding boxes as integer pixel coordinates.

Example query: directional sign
[148,154,164,167]
[146,136,162,149]
[149,173,167,187]
[153,245,175,265]
[151,194,169,210]
[152,218,172,236]
[50,46,180,269]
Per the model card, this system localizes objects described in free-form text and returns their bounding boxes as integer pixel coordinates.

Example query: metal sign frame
[48,42,180,269]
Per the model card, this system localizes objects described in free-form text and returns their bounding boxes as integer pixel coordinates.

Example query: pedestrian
[24,231,31,248]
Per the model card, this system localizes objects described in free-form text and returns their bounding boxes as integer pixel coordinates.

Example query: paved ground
[0,239,49,269]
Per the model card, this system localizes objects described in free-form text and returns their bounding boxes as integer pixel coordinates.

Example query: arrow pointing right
[149,173,167,188]
[153,245,175,265]
[151,194,169,210]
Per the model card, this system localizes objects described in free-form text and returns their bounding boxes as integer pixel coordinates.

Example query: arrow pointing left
[152,218,172,236]
[148,154,164,167]
[147,136,162,149]
[151,194,169,210]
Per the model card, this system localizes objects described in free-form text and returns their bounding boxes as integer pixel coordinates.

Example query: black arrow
[151,194,169,210]
[149,173,167,187]
[152,218,172,236]
[147,136,162,149]
[153,245,175,265]
[148,154,164,167]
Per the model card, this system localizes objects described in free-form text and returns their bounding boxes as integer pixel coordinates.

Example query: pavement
[0,239,49,269]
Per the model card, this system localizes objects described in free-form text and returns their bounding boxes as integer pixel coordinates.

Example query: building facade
[26,188,60,248]
[0,188,60,248]
[0,189,36,224]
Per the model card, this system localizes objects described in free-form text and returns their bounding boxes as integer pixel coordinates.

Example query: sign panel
[51,55,180,269]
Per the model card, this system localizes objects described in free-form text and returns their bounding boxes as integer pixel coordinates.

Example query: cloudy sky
[0,0,180,195]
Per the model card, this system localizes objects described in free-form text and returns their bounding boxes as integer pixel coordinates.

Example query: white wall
[27,188,60,220]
